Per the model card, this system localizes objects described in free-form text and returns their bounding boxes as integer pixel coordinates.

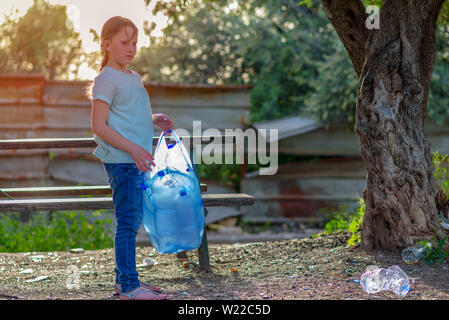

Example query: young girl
[88,16,173,300]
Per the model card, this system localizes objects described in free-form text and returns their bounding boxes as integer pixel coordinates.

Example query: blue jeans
[103,162,144,293]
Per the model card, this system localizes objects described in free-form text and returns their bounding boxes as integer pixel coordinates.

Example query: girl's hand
[130,144,155,172]
[153,113,174,135]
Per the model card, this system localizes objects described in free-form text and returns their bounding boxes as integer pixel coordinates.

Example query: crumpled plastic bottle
[360,265,410,297]
[401,243,431,264]
[441,217,449,231]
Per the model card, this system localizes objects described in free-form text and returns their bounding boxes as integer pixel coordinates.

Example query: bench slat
[0,136,237,150]
[0,197,114,211]
[0,184,207,198]
[202,193,255,207]
[0,186,112,198]
[0,193,254,211]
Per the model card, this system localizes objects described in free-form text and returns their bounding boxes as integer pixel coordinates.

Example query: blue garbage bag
[142,130,205,254]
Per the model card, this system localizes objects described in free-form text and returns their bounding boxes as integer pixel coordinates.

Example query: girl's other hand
[130,144,155,172]
[153,113,174,135]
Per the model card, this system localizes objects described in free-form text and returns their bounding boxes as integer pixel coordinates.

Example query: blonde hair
[85,16,138,100]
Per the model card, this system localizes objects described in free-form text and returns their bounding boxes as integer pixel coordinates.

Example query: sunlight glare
[0,0,170,80]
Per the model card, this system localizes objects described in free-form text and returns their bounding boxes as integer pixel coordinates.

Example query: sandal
[114,282,162,295]
[119,286,168,300]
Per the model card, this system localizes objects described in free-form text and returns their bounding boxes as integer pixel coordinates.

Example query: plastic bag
[142,130,205,254]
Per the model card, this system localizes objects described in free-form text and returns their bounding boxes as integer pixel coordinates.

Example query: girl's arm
[91,99,155,172]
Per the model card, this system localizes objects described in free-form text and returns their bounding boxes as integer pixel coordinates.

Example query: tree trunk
[322,0,446,250]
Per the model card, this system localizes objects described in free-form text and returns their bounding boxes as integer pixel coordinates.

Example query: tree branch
[321,0,369,78]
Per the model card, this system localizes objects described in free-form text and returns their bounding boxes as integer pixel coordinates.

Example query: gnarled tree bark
[322,0,446,250]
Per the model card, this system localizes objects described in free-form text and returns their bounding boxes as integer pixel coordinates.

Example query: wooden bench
[0,135,255,271]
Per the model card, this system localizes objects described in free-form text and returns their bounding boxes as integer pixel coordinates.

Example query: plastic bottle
[142,168,204,254]
[360,265,410,296]
[441,217,449,231]
[401,243,430,264]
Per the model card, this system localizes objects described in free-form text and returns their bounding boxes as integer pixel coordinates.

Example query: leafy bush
[432,150,449,198]
[418,236,449,265]
[199,154,318,192]
[0,210,114,252]
[347,199,365,246]
[317,198,365,247]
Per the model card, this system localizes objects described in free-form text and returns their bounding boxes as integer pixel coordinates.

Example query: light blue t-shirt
[91,66,154,163]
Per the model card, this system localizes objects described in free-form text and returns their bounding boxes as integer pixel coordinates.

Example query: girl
[88,16,173,300]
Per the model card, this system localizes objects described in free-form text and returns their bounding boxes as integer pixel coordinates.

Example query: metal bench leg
[190,144,211,271]
[198,207,211,271]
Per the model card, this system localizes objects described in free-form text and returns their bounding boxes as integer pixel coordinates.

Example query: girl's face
[104,26,137,68]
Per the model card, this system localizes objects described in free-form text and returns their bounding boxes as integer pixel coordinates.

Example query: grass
[0,210,114,252]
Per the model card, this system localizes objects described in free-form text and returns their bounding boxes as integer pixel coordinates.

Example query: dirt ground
[1,232,449,300]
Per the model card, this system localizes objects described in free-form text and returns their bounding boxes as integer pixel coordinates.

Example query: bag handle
[164,130,193,170]
[154,131,167,155]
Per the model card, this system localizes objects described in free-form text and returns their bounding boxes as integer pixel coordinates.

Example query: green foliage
[0,210,114,252]
[417,236,449,265]
[432,151,449,199]
[305,24,449,130]
[438,2,449,26]
[319,198,365,246]
[427,26,449,126]
[347,200,365,246]
[418,150,449,264]
[0,0,84,79]
[197,152,260,191]
[302,39,357,129]
[134,0,249,85]
[323,212,351,234]
[235,1,336,123]
[199,162,243,190]
[198,154,318,191]
[147,0,449,128]
[362,0,385,8]
[135,0,337,123]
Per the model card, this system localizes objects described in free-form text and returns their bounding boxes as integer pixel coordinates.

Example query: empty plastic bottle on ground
[360,265,410,296]
[401,243,431,264]
[142,130,205,254]
[441,217,449,231]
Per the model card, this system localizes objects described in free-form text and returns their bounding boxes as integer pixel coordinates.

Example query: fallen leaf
[69,248,85,254]
[24,276,51,283]
[19,268,33,274]
[29,255,45,262]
